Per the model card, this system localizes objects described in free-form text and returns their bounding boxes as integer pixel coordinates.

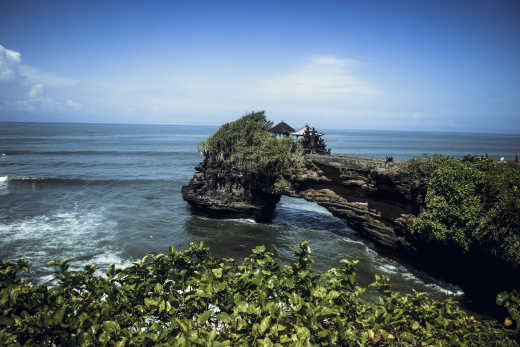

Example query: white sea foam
[222,218,257,224]
[279,196,333,216]
[378,262,464,297]
[92,253,133,269]
[342,237,366,247]
[0,207,126,282]
[194,215,257,224]
[401,271,464,296]
[342,237,378,258]
[0,176,7,195]
[377,264,399,274]
[1,209,108,243]
[341,236,464,297]
[91,253,134,277]
[425,283,464,296]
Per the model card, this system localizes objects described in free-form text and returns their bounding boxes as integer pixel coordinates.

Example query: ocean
[1,122,520,300]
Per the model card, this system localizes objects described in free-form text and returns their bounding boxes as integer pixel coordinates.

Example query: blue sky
[1,0,519,133]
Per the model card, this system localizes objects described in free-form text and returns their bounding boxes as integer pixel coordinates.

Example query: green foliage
[273,178,291,195]
[198,111,300,175]
[1,242,518,346]
[404,154,447,181]
[497,290,520,333]
[200,111,273,156]
[411,155,520,267]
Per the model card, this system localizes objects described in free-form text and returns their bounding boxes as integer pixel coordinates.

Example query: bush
[1,242,518,346]
[200,111,273,157]
[411,155,520,268]
[199,111,300,175]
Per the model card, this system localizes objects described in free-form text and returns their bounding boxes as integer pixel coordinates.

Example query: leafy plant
[273,178,291,194]
[411,155,520,268]
[498,290,520,333]
[198,111,301,175]
[1,242,518,346]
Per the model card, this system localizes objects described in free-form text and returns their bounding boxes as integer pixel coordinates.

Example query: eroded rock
[182,153,422,251]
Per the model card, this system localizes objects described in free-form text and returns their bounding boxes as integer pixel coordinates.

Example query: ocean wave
[221,218,257,224]
[91,254,134,277]
[279,197,333,216]
[377,264,399,274]
[0,208,110,244]
[341,237,378,257]
[194,215,257,224]
[399,271,464,297]
[0,176,7,195]
[0,207,130,282]
[1,150,196,157]
[4,176,182,186]
[341,236,464,297]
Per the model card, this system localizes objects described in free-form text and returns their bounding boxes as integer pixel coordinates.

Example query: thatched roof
[271,121,295,135]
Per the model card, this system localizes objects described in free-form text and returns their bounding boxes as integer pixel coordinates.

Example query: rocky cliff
[182,153,424,252]
[181,154,281,222]
[182,151,520,314]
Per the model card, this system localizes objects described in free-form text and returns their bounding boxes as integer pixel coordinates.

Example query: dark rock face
[181,156,281,222]
[182,153,423,250]
[284,154,422,251]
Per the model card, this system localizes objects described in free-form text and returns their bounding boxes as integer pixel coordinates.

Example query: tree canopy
[410,155,520,269]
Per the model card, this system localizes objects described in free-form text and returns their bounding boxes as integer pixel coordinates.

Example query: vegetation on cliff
[2,242,519,346]
[408,155,520,269]
[198,111,301,175]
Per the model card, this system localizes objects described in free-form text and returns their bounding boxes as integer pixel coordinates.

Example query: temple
[290,124,330,155]
[271,121,330,154]
[270,121,295,137]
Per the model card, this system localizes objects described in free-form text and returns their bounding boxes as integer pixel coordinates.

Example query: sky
[0,0,519,133]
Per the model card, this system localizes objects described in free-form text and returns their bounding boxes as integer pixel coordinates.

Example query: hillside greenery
[409,155,520,268]
[198,111,301,175]
[2,242,519,346]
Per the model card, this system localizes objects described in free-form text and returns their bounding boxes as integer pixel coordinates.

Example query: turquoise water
[1,122,519,299]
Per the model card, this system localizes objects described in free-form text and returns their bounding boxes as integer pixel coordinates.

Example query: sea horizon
[2,120,520,137]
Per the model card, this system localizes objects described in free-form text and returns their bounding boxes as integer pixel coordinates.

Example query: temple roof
[291,125,323,137]
[270,121,295,135]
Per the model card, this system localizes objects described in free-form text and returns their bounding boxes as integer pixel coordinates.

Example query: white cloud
[1,46,380,125]
[0,44,80,115]
[261,56,378,103]
[111,55,380,121]
[28,83,44,98]
[0,44,22,80]
[21,65,78,88]
[66,100,82,110]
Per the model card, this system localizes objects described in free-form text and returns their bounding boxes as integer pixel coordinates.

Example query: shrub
[199,111,272,158]
[0,242,518,346]
[199,111,301,175]
[273,178,291,194]
[411,155,520,268]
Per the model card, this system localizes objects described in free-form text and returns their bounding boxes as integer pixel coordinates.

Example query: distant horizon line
[1,120,519,136]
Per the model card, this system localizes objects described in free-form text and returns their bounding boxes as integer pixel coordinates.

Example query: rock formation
[183,150,520,314]
[183,152,424,252]
[181,154,281,222]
